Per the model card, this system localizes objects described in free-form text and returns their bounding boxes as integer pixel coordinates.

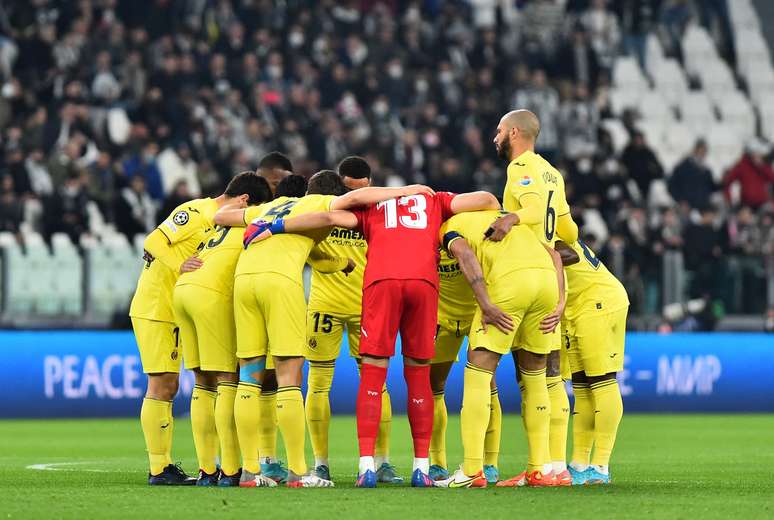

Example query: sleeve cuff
[443,231,463,254]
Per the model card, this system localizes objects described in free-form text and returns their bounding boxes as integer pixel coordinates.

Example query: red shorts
[359,279,438,360]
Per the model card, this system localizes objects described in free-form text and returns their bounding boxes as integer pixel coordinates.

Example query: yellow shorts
[233,273,306,359]
[173,284,237,373]
[131,317,181,374]
[305,309,361,361]
[469,269,558,356]
[566,307,628,377]
[432,318,472,364]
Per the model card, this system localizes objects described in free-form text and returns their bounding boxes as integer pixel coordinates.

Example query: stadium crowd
[0,0,772,320]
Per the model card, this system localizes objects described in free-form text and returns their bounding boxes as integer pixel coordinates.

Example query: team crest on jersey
[519,176,532,186]
[173,210,189,226]
[171,350,178,361]
[308,338,317,349]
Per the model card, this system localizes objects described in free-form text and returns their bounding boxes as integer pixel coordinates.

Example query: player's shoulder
[162,198,211,230]
[298,193,335,210]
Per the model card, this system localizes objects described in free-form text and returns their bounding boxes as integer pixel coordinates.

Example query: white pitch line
[26,461,128,473]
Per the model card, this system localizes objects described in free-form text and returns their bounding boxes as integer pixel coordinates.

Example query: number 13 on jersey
[377,195,428,229]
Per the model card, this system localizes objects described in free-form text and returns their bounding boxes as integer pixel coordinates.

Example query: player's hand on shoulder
[481,302,514,334]
[243,219,272,248]
[485,214,517,242]
[180,255,203,273]
[343,258,356,276]
[401,184,435,197]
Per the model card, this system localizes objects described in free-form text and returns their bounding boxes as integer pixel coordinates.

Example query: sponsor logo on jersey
[173,210,190,225]
[519,176,532,186]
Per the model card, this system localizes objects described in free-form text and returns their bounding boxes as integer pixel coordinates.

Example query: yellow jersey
[235,195,336,284]
[437,249,476,322]
[440,210,554,282]
[308,227,367,315]
[176,220,254,296]
[564,240,629,321]
[129,197,219,322]
[503,150,570,246]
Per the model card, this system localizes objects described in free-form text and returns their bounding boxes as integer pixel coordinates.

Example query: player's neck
[509,142,533,162]
[214,194,229,207]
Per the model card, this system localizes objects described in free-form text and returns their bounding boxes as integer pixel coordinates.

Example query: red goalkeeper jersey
[351,192,457,290]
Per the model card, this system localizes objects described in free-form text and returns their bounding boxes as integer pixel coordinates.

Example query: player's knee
[546,350,561,377]
[362,355,389,368]
[193,369,218,389]
[404,357,430,366]
[429,366,449,393]
[274,356,304,387]
[517,349,547,372]
[262,369,278,391]
[239,358,266,385]
[587,372,617,386]
[216,372,238,384]
[146,373,179,400]
[571,371,589,385]
[468,347,500,373]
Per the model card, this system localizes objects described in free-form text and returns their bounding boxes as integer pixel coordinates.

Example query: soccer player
[129,172,268,485]
[429,250,502,484]
[305,157,400,483]
[173,174,273,486]
[434,210,565,488]
[255,151,294,195]
[555,239,629,485]
[246,189,501,488]
[216,177,433,487]
[490,109,578,484]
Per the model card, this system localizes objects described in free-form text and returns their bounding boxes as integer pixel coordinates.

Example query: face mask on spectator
[289,32,304,48]
[373,101,388,116]
[439,71,453,84]
[387,64,403,79]
[416,79,428,93]
[268,65,282,79]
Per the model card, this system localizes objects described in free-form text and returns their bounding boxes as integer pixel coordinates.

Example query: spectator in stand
[579,0,621,70]
[157,142,200,198]
[114,175,156,241]
[726,206,767,313]
[621,131,664,202]
[669,139,716,210]
[558,83,599,159]
[512,68,560,160]
[555,25,601,88]
[157,180,191,226]
[724,139,774,209]
[23,149,53,197]
[684,208,725,301]
[43,173,91,243]
[123,142,164,201]
[0,174,23,233]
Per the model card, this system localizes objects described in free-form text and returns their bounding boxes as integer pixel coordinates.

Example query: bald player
[490,109,578,485]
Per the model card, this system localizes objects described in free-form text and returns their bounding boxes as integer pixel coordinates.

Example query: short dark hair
[307,169,347,196]
[337,156,371,179]
[224,172,272,205]
[275,174,308,198]
[258,151,294,173]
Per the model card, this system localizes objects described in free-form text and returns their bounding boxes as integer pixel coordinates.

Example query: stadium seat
[728,0,761,31]
[705,126,744,181]
[662,121,697,165]
[698,61,737,105]
[715,90,756,141]
[645,34,666,75]
[650,59,689,108]
[679,92,718,138]
[682,25,719,79]
[608,87,638,116]
[612,56,649,96]
[51,233,83,315]
[635,119,665,151]
[600,118,630,154]
[638,89,677,126]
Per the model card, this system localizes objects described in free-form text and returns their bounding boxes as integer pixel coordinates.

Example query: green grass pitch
[2,414,773,519]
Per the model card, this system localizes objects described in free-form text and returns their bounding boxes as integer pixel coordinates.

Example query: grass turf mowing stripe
[1,415,773,519]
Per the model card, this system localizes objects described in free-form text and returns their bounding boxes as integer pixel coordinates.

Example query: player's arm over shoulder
[449,191,500,214]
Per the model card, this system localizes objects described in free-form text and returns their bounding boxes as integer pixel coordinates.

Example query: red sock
[404,364,433,458]
[356,363,387,457]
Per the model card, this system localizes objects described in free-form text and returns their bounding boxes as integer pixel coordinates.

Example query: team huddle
[129,109,629,489]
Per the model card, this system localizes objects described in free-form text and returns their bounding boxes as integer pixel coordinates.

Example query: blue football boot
[356,470,377,488]
[196,468,221,486]
[148,463,197,486]
[217,469,242,487]
[429,464,449,481]
[483,465,499,484]
[584,467,611,485]
[260,460,288,483]
[376,463,404,484]
[411,468,434,487]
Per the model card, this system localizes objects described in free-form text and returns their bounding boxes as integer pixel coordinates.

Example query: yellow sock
[375,385,392,461]
[461,364,493,476]
[520,367,551,473]
[570,383,594,466]
[430,390,447,469]
[276,386,307,476]
[215,382,240,476]
[484,388,502,467]
[190,385,218,474]
[547,375,569,466]
[234,382,261,474]
[140,398,173,475]
[590,379,623,468]
[258,390,278,461]
[306,362,335,465]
